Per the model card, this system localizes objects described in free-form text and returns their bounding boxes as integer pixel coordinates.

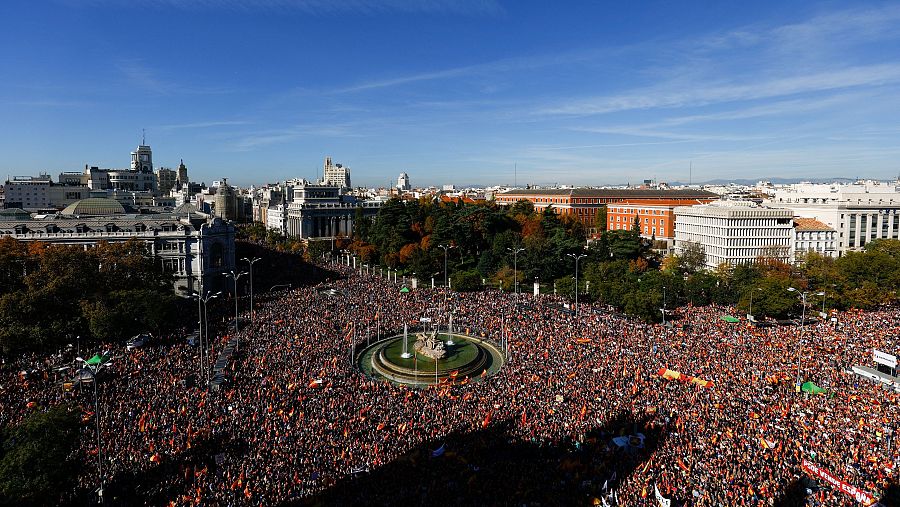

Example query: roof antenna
[142,128,146,145]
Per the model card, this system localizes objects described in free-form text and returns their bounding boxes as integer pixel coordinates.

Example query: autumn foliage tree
[0,238,176,357]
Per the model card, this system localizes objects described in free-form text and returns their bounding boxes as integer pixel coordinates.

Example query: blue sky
[2,1,900,187]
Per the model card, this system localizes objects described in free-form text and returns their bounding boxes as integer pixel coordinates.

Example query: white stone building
[322,156,351,190]
[283,179,380,239]
[674,200,794,269]
[792,218,837,259]
[266,203,286,234]
[0,198,235,295]
[3,175,52,209]
[769,181,900,254]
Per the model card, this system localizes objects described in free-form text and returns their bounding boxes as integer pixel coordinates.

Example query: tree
[605,229,641,260]
[0,239,176,357]
[0,405,80,505]
[737,277,797,318]
[451,269,483,291]
[554,275,575,299]
[679,241,707,274]
[509,199,535,217]
[594,206,607,233]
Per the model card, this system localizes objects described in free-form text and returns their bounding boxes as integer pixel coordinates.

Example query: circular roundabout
[357,331,505,386]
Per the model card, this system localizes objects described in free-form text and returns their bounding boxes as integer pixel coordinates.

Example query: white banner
[655,484,671,507]
[873,349,897,369]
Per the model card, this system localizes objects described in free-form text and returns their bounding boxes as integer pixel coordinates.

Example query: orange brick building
[607,199,713,242]
[495,188,718,233]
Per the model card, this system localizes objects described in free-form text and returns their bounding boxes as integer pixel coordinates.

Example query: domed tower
[214,178,236,220]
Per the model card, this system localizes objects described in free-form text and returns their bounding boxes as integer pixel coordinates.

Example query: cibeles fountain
[414,330,446,359]
[358,322,505,386]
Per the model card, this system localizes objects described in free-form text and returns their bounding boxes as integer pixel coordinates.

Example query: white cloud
[539,63,900,116]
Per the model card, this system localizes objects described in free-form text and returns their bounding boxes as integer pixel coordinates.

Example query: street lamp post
[787,288,825,392]
[566,253,587,317]
[241,257,262,325]
[194,291,221,386]
[330,216,337,253]
[75,358,109,502]
[439,244,455,288]
[661,285,667,326]
[224,271,248,334]
[747,287,762,320]
[507,247,525,300]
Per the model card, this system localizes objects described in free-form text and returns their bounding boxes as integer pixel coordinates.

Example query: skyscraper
[397,172,411,191]
[322,156,351,190]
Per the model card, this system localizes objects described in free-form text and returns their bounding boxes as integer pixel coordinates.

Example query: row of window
[612,215,668,226]
[611,223,667,236]
[609,208,668,215]
[678,217,790,226]
[4,223,186,234]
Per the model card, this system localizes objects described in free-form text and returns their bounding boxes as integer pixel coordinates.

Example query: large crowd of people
[1,260,898,505]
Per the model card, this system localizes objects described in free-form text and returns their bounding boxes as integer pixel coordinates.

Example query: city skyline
[3,1,900,187]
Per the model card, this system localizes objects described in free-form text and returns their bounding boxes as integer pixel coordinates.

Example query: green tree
[679,241,707,274]
[0,405,80,505]
[737,277,797,318]
[451,269,483,291]
[594,206,608,232]
[554,275,575,299]
[605,229,642,260]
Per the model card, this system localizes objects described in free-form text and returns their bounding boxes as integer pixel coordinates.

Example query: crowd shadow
[772,476,899,507]
[288,411,669,507]
[235,241,341,292]
[76,432,249,506]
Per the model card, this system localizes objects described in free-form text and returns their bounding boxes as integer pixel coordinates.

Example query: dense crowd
[1,261,898,506]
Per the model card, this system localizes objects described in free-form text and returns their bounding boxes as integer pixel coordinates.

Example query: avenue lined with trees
[345,197,900,322]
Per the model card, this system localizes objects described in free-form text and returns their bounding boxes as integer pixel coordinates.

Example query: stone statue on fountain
[414,330,446,359]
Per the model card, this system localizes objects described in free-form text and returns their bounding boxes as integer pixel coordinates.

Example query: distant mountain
[667,177,861,186]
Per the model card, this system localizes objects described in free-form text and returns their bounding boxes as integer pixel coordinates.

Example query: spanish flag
[759,436,776,449]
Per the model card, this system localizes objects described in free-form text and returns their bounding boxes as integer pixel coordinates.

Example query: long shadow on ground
[773,475,899,507]
[74,432,248,506]
[288,411,668,507]
[235,241,341,292]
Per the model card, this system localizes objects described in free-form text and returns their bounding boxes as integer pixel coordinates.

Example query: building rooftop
[60,198,126,216]
[498,188,719,199]
[793,217,834,231]
[0,208,31,220]
[611,198,709,207]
